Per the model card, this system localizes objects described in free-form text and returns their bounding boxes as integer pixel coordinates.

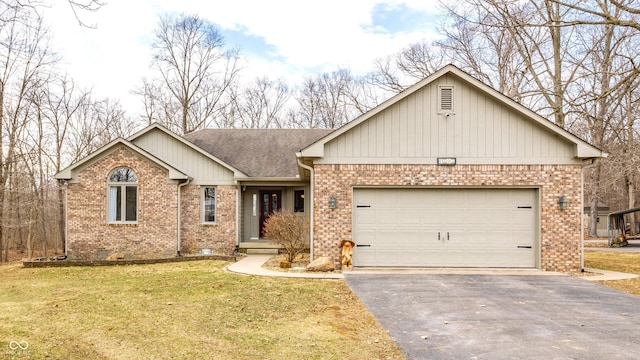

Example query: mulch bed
[22,254,237,268]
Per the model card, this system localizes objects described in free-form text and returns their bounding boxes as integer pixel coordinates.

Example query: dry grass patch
[0,261,404,360]
[585,250,640,296]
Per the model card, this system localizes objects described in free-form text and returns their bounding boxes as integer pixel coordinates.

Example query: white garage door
[352,188,537,268]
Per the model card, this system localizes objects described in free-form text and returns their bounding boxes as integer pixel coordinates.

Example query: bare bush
[263,210,309,262]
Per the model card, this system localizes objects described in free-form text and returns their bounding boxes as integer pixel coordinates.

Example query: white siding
[320,74,578,165]
[133,129,235,184]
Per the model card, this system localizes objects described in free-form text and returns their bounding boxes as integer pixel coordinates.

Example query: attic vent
[439,86,453,112]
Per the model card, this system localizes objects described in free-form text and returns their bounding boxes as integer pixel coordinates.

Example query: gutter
[235,182,240,254]
[296,155,315,261]
[177,178,192,257]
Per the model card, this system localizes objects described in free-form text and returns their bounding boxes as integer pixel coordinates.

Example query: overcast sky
[42,0,442,115]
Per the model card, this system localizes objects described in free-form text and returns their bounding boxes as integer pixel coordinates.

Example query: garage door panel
[397,210,423,225]
[421,209,444,225]
[353,188,537,268]
[511,249,535,267]
[353,209,376,224]
[511,210,534,226]
[375,209,399,224]
[465,210,489,225]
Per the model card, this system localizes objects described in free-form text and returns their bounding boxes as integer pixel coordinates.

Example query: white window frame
[438,85,454,114]
[201,186,216,224]
[107,167,138,224]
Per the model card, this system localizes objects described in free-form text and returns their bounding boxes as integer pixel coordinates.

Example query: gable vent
[440,86,453,112]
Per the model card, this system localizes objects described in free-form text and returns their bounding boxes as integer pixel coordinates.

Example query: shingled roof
[183,129,333,178]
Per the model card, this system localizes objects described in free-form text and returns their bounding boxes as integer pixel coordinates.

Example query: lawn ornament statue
[340,239,355,271]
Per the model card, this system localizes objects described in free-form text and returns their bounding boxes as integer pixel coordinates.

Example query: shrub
[263,210,309,262]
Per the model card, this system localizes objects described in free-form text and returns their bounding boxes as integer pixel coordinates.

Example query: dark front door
[260,190,281,238]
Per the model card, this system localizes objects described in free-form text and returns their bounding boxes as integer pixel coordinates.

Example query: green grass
[0,261,404,360]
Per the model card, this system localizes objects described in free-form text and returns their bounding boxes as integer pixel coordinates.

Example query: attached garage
[300,65,607,272]
[352,188,537,268]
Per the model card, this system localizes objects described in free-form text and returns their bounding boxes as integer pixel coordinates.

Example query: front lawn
[0,261,404,360]
[585,250,640,296]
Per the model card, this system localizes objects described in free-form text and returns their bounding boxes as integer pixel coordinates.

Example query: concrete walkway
[225,255,638,281]
[583,267,639,281]
[226,255,344,279]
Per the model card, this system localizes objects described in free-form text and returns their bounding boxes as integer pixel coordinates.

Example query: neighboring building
[55,65,606,272]
[584,205,611,238]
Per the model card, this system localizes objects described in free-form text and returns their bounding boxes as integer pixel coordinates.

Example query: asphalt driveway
[345,274,640,359]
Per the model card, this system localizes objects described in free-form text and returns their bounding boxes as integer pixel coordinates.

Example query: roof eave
[236,176,303,182]
[54,138,190,181]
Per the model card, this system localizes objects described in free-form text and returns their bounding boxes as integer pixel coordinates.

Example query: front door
[260,190,282,238]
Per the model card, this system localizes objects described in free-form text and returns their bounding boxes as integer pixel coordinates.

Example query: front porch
[238,184,310,255]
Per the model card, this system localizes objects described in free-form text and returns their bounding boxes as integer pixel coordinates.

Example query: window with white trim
[202,187,216,223]
[107,167,138,223]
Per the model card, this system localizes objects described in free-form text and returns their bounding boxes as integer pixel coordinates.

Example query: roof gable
[54,138,189,182]
[301,64,606,162]
[129,123,246,179]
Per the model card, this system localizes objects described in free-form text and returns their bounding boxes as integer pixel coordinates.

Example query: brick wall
[66,146,179,260]
[180,185,236,255]
[313,164,583,272]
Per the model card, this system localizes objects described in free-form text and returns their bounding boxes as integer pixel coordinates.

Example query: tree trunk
[628,177,636,235]
[588,162,602,238]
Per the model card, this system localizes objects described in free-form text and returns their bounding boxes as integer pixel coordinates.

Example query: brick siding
[313,164,583,272]
[66,146,236,260]
[66,146,179,260]
[180,185,236,255]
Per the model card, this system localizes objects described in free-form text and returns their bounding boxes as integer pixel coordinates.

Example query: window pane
[109,186,120,221]
[203,187,215,222]
[125,186,137,221]
[294,190,304,212]
[110,167,137,182]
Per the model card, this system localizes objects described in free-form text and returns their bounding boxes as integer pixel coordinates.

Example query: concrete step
[246,248,279,255]
[239,241,280,249]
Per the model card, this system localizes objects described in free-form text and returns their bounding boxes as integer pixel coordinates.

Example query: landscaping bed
[22,254,237,268]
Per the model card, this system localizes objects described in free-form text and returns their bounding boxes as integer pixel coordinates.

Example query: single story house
[55,65,606,272]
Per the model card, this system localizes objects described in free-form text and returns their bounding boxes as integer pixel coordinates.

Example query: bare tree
[66,0,105,28]
[145,13,241,134]
[224,76,290,128]
[39,76,92,254]
[437,3,529,100]
[369,41,447,93]
[550,0,640,31]
[0,2,57,261]
[440,0,589,127]
[290,69,365,129]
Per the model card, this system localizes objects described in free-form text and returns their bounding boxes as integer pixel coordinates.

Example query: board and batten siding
[319,74,578,165]
[133,128,235,184]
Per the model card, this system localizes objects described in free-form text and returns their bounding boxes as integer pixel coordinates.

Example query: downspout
[177,178,191,257]
[61,180,69,256]
[296,156,315,261]
[235,181,241,254]
[581,159,599,271]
